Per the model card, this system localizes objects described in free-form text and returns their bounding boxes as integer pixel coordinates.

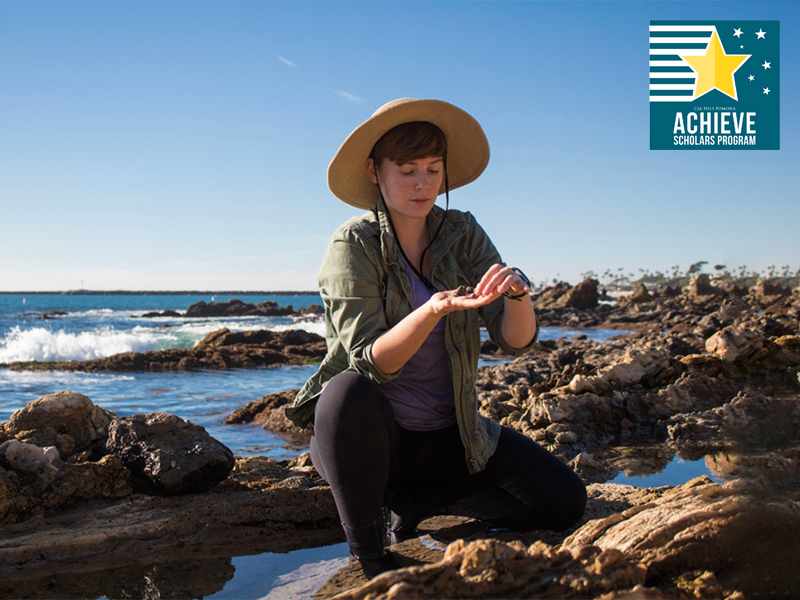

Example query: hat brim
[328,98,490,209]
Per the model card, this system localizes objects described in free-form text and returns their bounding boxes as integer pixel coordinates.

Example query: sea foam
[0,326,178,363]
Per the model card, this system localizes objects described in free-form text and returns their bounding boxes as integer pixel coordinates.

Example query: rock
[627,283,651,304]
[667,390,800,451]
[716,297,748,326]
[137,310,182,318]
[225,389,299,424]
[340,478,800,599]
[0,456,340,598]
[705,326,766,363]
[560,278,599,308]
[535,277,602,310]
[106,413,235,495]
[685,273,725,297]
[197,327,321,351]
[563,341,673,395]
[223,389,309,442]
[752,278,791,302]
[297,304,324,316]
[569,452,620,484]
[633,371,734,420]
[531,281,572,309]
[0,441,63,488]
[42,311,68,319]
[0,447,133,524]
[6,328,327,372]
[335,538,648,599]
[3,391,115,458]
[563,477,800,599]
[185,299,295,317]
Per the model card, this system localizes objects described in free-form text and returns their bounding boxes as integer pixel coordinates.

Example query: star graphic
[733,28,743,38]
[682,30,750,101]
[756,29,766,39]
[764,88,771,95]
[740,45,743,49]
[748,75,755,81]
[763,61,771,69]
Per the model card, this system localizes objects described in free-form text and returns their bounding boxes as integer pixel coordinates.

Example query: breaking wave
[0,326,180,363]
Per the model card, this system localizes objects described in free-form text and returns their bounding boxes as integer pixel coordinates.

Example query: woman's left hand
[428,286,499,316]
[474,264,531,300]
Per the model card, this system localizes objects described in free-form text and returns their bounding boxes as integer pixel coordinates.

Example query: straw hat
[328,98,490,209]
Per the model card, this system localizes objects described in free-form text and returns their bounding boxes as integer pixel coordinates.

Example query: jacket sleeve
[464,212,538,357]
[318,231,401,384]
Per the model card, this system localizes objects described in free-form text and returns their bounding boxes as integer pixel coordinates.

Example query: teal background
[650,20,780,150]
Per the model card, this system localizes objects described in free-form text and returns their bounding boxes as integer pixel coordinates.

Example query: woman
[286,98,586,578]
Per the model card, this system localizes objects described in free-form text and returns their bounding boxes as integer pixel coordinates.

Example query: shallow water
[0,365,318,459]
[610,455,716,487]
[208,543,350,600]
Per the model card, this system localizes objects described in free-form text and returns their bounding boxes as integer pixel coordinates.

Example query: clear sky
[1,0,797,291]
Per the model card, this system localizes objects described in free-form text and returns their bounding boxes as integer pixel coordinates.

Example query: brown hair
[370,121,447,165]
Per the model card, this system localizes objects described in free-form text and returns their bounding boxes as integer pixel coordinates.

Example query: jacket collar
[373,197,469,272]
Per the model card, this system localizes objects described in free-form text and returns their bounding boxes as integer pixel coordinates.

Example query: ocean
[0,292,326,460]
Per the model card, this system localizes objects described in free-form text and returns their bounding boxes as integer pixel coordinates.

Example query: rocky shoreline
[1,327,327,372]
[1,276,798,598]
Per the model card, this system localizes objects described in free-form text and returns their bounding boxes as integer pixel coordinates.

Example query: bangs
[371,121,447,164]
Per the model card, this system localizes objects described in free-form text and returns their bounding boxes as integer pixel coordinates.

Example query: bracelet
[503,267,531,301]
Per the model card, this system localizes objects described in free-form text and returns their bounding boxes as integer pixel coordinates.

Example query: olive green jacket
[285,198,537,473]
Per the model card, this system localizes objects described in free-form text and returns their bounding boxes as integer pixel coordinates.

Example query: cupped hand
[428,286,501,316]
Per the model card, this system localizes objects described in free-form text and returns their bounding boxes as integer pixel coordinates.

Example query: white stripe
[650,37,711,44]
[650,72,696,79]
[650,60,692,67]
[649,25,716,32]
[649,96,694,103]
[650,84,696,91]
[650,48,707,56]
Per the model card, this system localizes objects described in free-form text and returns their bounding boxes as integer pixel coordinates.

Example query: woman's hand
[428,264,530,316]
[371,264,535,374]
[475,264,531,299]
[428,284,502,316]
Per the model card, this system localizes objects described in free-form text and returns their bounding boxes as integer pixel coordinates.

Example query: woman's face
[367,156,444,223]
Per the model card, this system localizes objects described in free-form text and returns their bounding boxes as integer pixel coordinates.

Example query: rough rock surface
[224,388,310,444]
[185,298,296,317]
[0,454,340,599]
[106,413,236,495]
[474,330,800,461]
[533,278,599,310]
[333,478,800,599]
[1,391,114,457]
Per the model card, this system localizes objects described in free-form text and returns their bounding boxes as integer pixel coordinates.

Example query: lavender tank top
[379,260,456,431]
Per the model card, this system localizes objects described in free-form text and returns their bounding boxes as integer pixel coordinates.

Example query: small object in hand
[454,285,476,298]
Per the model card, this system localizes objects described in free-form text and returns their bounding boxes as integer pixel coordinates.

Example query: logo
[650,20,779,150]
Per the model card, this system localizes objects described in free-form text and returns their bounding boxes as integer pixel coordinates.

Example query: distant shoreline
[0,291,320,296]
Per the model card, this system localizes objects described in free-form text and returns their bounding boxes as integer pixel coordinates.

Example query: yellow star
[682,30,750,100]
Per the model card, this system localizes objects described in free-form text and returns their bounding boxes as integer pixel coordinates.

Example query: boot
[383,482,448,546]
[384,506,426,546]
[342,518,399,580]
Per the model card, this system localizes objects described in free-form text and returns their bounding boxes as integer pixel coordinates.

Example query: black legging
[310,371,586,532]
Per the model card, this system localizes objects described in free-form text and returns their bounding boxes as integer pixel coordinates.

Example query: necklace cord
[375,163,450,290]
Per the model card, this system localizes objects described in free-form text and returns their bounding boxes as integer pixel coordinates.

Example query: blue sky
[1,0,797,291]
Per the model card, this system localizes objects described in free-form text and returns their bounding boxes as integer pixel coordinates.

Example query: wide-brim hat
[328,98,490,209]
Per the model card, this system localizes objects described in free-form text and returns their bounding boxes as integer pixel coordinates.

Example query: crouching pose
[286,98,586,578]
